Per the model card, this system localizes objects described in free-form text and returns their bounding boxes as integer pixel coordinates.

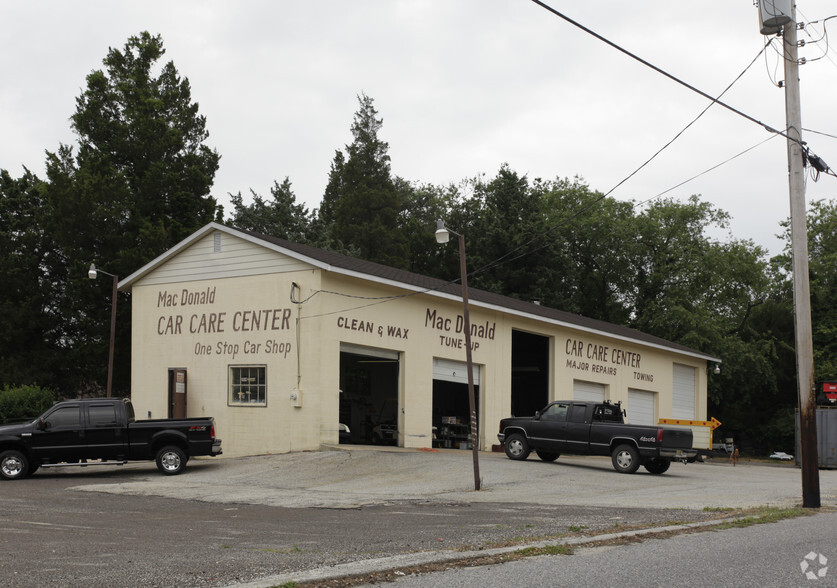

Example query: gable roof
[121,222,720,363]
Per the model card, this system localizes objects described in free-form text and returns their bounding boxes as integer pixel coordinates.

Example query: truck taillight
[657,428,664,443]
[210,424,215,439]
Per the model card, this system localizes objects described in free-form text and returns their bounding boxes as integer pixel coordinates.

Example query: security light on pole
[88,263,118,398]
[435,219,481,491]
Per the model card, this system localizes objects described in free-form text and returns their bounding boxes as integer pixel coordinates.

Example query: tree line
[2,32,835,452]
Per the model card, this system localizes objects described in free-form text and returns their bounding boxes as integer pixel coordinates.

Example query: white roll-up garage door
[672,364,696,419]
[627,389,656,425]
[572,380,605,402]
[433,358,481,385]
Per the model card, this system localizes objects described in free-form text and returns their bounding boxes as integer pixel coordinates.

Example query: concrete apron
[71,445,837,511]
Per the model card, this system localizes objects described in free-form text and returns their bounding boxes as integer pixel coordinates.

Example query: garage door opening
[511,330,550,416]
[338,344,400,445]
[432,358,480,449]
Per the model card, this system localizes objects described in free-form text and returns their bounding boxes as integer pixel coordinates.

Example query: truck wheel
[611,444,640,474]
[155,446,187,475]
[504,433,530,460]
[643,458,671,475]
[0,450,29,481]
[536,450,559,462]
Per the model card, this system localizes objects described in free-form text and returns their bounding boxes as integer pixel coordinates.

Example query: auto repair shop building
[120,222,720,457]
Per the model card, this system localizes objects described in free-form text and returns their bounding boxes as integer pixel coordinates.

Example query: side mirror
[37,418,46,431]
[534,411,541,420]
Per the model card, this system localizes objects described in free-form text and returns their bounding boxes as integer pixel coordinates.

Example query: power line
[529,3,835,179]
[469,41,773,277]
[798,12,837,67]
[296,41,785,318]
[529,1,787,138]
[804,127,837,141]
[632,135,779,210]
[299,6,834,319]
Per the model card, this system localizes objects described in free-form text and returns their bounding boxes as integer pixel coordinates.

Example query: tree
[538,177,635,323]
[0,169,64,390]
[229,178,311,242]
[317,93,408,267]
[466,166,552,303]
[40,31,221,396]
[396,179,460,276]
[773,199,837,385]
[68,31,220,257]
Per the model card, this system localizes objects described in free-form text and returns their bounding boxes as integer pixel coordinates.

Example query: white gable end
[134,230,313,286]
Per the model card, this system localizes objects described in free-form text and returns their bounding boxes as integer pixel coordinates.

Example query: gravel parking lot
[2,446,835,587]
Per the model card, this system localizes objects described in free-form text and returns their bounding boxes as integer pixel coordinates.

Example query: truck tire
[611,444,640,474]
[643,458,671,475]
[155,445,187,475]
[536,450,559,462]
[504,433,531,460]
[0,449,29,481]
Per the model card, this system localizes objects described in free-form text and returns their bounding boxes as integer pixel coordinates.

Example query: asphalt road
[1,447,835,587]
[377,510,837,588]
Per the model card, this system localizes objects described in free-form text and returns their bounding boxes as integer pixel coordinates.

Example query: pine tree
[41,31,221,396]
[318,94,408,267]
[229,177,311,242]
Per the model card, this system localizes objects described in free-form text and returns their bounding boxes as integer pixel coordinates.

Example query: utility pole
[782,4,820,508]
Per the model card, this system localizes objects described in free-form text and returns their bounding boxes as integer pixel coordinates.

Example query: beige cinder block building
[120,223,720,457]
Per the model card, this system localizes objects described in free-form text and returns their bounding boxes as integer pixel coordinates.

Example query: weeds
[516,544,574,556]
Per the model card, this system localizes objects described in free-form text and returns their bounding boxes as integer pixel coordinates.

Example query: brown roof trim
[234,226,719,363]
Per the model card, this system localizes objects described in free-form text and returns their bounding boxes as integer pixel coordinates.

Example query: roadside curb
[228,516,743,587]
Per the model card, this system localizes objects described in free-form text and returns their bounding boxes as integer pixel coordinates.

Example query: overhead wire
[295,4,834,319]
[529,1,789,139]
[467,37,774,278]
[296,42,777,320]
[798,12,837,66]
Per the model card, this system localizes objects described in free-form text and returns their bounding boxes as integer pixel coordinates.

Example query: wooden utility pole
[782,5,820,508]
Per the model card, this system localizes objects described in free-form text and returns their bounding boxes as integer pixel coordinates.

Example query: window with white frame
[229,365,267,406]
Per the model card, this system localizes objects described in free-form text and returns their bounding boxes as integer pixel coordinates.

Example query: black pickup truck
[0,398,222,480]
[498,400,696,474]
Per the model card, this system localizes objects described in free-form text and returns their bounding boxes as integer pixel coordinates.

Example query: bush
[0,385,56,424]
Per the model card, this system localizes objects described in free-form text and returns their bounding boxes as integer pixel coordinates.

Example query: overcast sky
[2,1,836,257]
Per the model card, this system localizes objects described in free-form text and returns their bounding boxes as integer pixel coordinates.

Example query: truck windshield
[541,403,569,421]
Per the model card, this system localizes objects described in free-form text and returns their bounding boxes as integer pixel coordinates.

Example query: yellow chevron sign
[658,417,722,430]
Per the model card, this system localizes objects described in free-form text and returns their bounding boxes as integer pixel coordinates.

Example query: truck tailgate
[661,427,693,449]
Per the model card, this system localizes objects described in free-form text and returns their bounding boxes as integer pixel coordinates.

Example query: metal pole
[107,273,118,398]
[783,7,820,508]
[458,232,481,491]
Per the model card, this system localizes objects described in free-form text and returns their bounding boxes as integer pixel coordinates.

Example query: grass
[568,525,588,532]
[516,544,574,556]
[713,506,809,529]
